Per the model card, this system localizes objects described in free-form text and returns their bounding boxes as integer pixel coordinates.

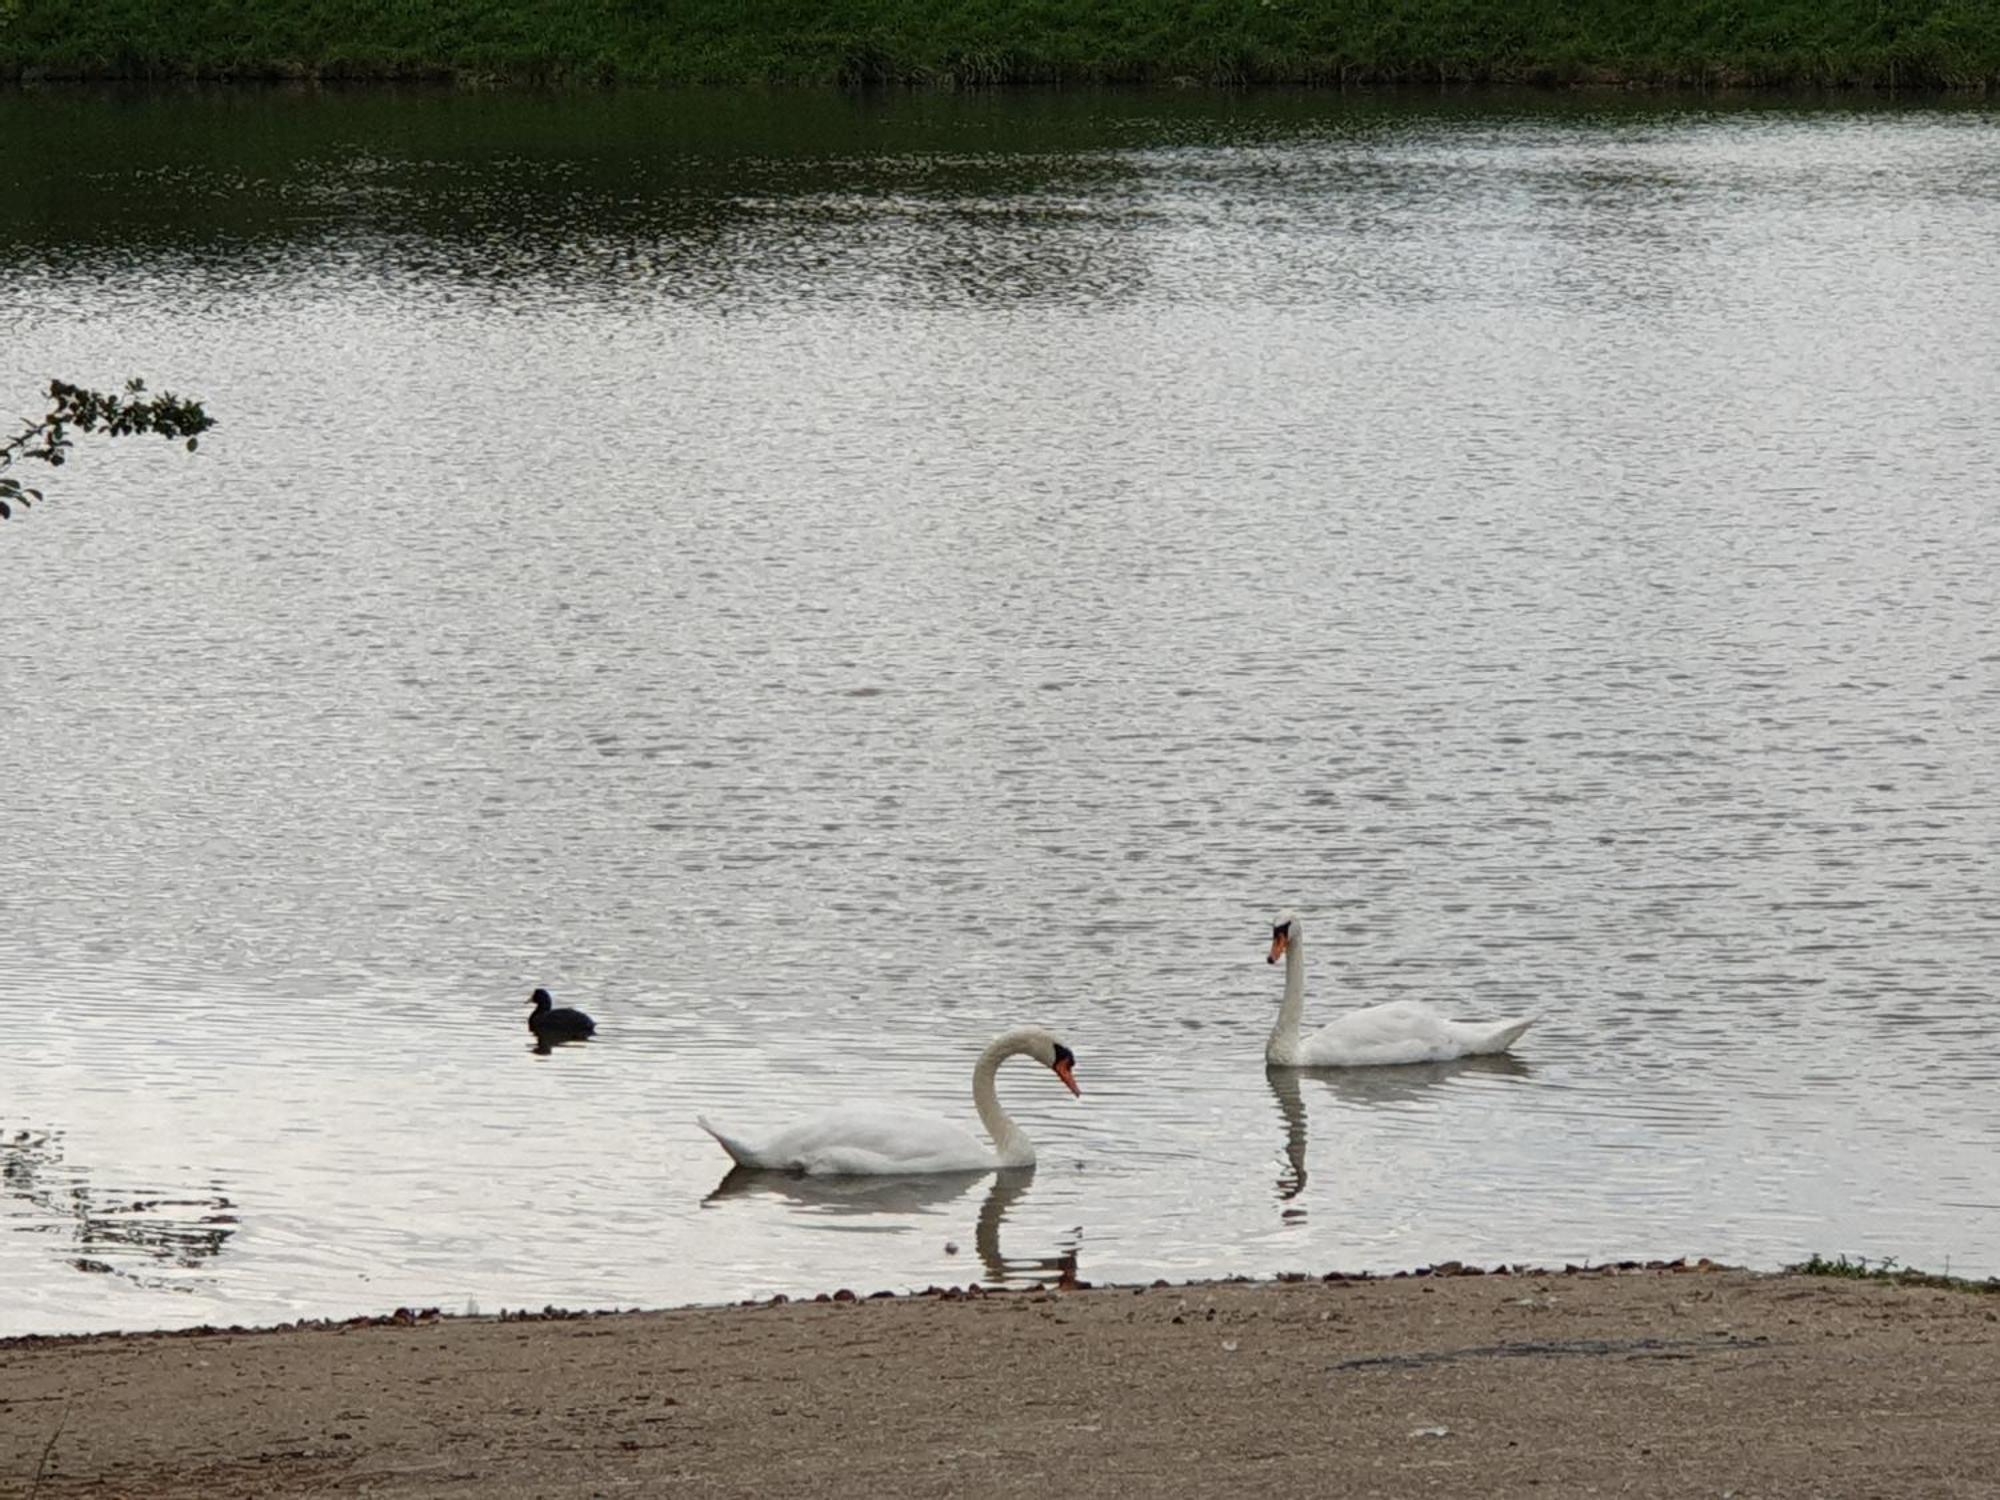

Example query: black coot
[527,988,596,1043]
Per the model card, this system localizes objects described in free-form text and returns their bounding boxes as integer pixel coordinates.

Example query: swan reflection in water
[703,1165,992,1216]
[1268,1054,1532,1203]
[1,1128,238,1288]
[704,1165,1081,1289]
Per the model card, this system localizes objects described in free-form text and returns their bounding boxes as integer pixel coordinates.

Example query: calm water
[2,88,1997,1338]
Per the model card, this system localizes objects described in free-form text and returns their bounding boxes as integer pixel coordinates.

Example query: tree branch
[1,378,216,523]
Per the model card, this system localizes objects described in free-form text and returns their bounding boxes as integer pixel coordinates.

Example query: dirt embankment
[4,1265,1999,1498]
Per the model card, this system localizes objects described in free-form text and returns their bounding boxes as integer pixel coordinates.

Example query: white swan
[697,1027,1080,1175]
[1264,910,1536,1067]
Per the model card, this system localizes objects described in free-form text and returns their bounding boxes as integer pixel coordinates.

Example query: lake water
[2,88,1997,1338]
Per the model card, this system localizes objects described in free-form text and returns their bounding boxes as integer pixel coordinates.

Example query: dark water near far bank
[2,89,1998,1336]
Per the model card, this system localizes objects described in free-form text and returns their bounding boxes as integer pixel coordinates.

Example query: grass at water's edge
[0,0,1995,90]
[1789,1253,2000,1294]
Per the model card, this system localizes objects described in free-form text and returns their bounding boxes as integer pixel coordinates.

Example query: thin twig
[28,1396,71,1500]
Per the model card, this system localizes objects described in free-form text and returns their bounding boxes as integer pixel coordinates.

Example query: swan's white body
[1265,912,1535,1067]
[698,1026,1077,1176]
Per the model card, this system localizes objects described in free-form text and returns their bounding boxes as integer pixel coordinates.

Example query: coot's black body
[527,988,596,1043]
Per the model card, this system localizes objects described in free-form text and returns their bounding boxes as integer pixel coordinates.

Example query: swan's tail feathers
[1472,1016,1538,1055]
[697,1115,760,1167]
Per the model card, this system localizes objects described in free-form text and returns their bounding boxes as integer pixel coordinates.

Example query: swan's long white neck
[972,1029,1042,1169]
[1266,925,1307,1065]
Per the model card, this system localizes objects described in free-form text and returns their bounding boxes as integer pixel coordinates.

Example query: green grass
[1,0,1996,89]
[1789,1254,2000,1294]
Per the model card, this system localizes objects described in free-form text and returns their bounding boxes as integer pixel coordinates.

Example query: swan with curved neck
[698,1027,1080,1176]
[1265,910,1536,1067]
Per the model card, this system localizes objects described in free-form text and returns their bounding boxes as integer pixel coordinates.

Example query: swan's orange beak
[1053,1058,1080,1097]
[1267,928,1289,965]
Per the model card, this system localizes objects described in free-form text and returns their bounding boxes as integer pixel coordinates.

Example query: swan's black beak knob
[1051,1043,1080,1098]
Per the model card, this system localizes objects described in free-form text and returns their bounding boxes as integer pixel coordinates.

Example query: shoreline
[4,70,1996,95]
[6,1253,1994,1351]
[6,1261,1999,1497]
[3,0,1996,94]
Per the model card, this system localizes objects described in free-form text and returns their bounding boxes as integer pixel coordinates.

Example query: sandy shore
[4,1263,1998,1498]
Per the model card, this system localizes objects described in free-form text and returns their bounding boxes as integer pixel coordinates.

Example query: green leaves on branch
[1,377,216,523]
[0,474,40,520]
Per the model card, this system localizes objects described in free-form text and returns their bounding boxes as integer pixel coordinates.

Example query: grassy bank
[1791,1254,2000,1294]
[2,0,1996,90]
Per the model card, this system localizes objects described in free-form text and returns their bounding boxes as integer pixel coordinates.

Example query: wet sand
[4,1264,1998,1498]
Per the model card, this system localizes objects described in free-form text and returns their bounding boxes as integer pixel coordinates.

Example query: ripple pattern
[2,93,1997,1335]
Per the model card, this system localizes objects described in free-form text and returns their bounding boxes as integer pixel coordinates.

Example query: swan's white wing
[701,1106,999,1176]
[1299,1001,1535,1066]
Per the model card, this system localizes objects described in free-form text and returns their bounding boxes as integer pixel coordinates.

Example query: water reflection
[0,91,1162,314]
[703,1165,1081,1289]
[972,1169,1083,1290]
[703,1165,990,1215]
[1269,1069,1311,1203]
[0,1129,236,1289]
[1311,1053,1532,1106]
[6,93,2000,1335]
[1266,1056,1534,1203]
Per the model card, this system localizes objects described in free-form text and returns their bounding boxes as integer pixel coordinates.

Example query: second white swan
[1264,910,1536,1067]
[698,1026,1080,1176]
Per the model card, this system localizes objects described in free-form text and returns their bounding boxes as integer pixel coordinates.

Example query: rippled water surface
[3,88,1998,1337]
